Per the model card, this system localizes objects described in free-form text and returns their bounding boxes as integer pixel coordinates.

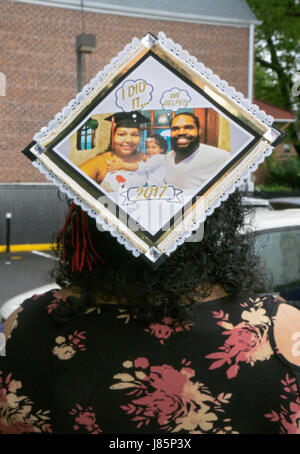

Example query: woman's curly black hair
[50,191,271,324]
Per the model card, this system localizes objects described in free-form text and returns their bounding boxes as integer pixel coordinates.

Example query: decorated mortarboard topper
[23,32,284,267]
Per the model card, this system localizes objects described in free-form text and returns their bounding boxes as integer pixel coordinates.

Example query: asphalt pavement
[0,250,57,308]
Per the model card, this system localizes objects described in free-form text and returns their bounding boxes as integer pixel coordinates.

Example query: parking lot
[0,250,57,309]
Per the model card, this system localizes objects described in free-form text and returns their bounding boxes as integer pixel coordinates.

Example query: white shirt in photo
[165,144,230,190]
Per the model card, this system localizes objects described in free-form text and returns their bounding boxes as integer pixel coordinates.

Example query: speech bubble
[115,79,153,112]
[160,87,191,111]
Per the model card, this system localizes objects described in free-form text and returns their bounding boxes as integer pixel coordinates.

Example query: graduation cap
[105,111,150,129]
[24,33,283,268]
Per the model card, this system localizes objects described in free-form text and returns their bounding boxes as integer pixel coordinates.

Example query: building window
[77,118,98,150]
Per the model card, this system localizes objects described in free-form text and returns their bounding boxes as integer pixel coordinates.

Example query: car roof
[242,197,273,209]
[269,197,300,208]
[269,197,300,204]
[248,208,300,232]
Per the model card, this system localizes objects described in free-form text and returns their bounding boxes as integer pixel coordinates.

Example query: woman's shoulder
[80,152,111,167]
[94,151,113,163]
[101,151,114,159]
[2,289,63,340]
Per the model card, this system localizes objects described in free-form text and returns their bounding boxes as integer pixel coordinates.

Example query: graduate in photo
[80,111,149,192]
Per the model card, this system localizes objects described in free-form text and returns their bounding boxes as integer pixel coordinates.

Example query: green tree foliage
[247,0,300,156]
[254,66,287,110]
[264,156,300,189]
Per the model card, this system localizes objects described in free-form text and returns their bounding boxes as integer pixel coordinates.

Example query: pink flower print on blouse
[52,331,87,360]
[144,317,194,345]
[46,289,67,314]
[0,371,52,434]
[265,373,300,434]
[69,404,102,433]
[206,297,273,379]
[31,289,63,314]
[32,292,47,300]
[110,357,238,434]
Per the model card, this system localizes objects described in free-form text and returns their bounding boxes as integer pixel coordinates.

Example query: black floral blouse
[0,290,299,434]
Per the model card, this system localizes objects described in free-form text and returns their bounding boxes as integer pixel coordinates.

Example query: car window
[255,228,300,290]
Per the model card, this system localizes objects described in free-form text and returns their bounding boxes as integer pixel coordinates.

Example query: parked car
[269,197,300,210]
[1,208,300,321]
[247,208,300,302]
[242,197,273,211]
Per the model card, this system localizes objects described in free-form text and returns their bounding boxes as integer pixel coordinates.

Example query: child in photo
[142,134,168,186]
[105,134,168,187]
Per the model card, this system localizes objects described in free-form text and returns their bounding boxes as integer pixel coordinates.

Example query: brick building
[0,0,259,182]
[0,0,259,245]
